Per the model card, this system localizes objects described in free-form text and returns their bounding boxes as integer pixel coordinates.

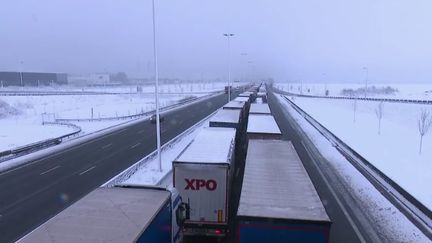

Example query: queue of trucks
[19,83,331,242]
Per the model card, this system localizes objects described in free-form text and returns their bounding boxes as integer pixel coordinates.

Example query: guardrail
[274,88,432,105]
[282,95,432,239]
[0,93,221,162]
[0,122,81,161]
[54,94,214,122]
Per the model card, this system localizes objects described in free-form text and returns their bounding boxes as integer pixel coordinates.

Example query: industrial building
[0,72,68,86]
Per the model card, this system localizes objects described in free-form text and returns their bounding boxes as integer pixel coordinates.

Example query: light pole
[223,33,234,102]
[363,67,368,98]
[152,0,162,172]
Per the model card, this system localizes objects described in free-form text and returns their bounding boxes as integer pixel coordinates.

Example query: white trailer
[247,114,282,140]
[173,127,236,237]
[209,109,241,129]
[249,103,271,115]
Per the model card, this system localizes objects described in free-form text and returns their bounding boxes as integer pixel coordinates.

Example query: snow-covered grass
[275,82,432,100]
[0,81,247,94]
[286,95,432,210]
[276,94,429,242]
[0,82,237,152]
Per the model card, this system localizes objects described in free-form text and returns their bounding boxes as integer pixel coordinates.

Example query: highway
[0,92,231,243]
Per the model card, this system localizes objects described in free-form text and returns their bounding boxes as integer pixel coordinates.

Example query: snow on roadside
[276,95,429,242]
[275,82,432,100]
[288,95,432,210]
[0,92,215,152]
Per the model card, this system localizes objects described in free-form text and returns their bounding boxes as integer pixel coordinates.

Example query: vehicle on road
[236,139,331,243]
[18,185,188,243]
[150,113,165,124]
[173,127,237,237]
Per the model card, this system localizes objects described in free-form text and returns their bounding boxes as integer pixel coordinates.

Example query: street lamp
[363,67,368,98]
[223,33,234,102]
[152,0,162,172]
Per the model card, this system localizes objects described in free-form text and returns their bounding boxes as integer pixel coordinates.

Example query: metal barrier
[274,88,432,105]
[0,92,221,161]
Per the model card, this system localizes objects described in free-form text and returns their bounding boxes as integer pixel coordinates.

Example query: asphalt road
[0,93,231,243]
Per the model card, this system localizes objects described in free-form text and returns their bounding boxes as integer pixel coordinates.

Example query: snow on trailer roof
[223,101,246,110]
[238,140,330,223]
[250,103,271,114]
[257,91,267,97]
[247,114,281,135]
[234,96,250,102]
[174,127,236,164]
[239,91,254,97]
[19,187,170,243]
[209,109,241,126]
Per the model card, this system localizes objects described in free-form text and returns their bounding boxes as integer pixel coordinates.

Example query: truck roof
[249,103,271,114]
[174,127,236,164]
[223,101,246,110]
[238,140,330,223]
[19,187,170,243]
[209,109,241,126]
[247,114,281,135]
[234,96,250,102]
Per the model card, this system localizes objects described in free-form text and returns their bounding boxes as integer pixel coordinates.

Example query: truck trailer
[173,127,236,237]
[18,186,187,243]
[246,114,282,140]
[249,103,271,115]
[236,139,331,243]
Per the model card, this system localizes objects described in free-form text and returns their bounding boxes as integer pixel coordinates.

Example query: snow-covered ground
[0,82,247,94]
[285,95,432,211]
[276,95,429,242]
[275,82,432,100]
[0,82,241,152]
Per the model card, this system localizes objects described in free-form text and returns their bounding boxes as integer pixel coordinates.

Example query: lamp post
[363,67,369,98]
[223,33,234,102]
[152,0,162,172]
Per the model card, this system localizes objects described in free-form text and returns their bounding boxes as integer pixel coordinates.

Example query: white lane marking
[101,143,112,149]
[79,166,96,176]
[39,165,61,175]
[130,142,141,149]
[138,130,145,134]
[301,141,367,243]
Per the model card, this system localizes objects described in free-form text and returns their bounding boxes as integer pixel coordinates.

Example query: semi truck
[18,185,188,243]
[173,127,236,237]
[236,139,331,243]
[246,114,282,140]
[249,103,271,115]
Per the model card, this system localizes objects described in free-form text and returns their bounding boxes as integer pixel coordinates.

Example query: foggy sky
[0,0,431,83]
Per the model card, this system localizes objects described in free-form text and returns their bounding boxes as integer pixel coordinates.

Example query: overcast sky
[0,0,431,83]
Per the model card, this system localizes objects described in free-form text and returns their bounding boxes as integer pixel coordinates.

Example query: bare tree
[375,101,384,135]
[352,96,358,123]
[418,109,432,154]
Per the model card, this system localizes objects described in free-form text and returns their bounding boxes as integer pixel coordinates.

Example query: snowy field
[0,82,241,152]
[285,95,432,210]
[275,82,432,100]
[276,95,429,242]
[0,81,245,94]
